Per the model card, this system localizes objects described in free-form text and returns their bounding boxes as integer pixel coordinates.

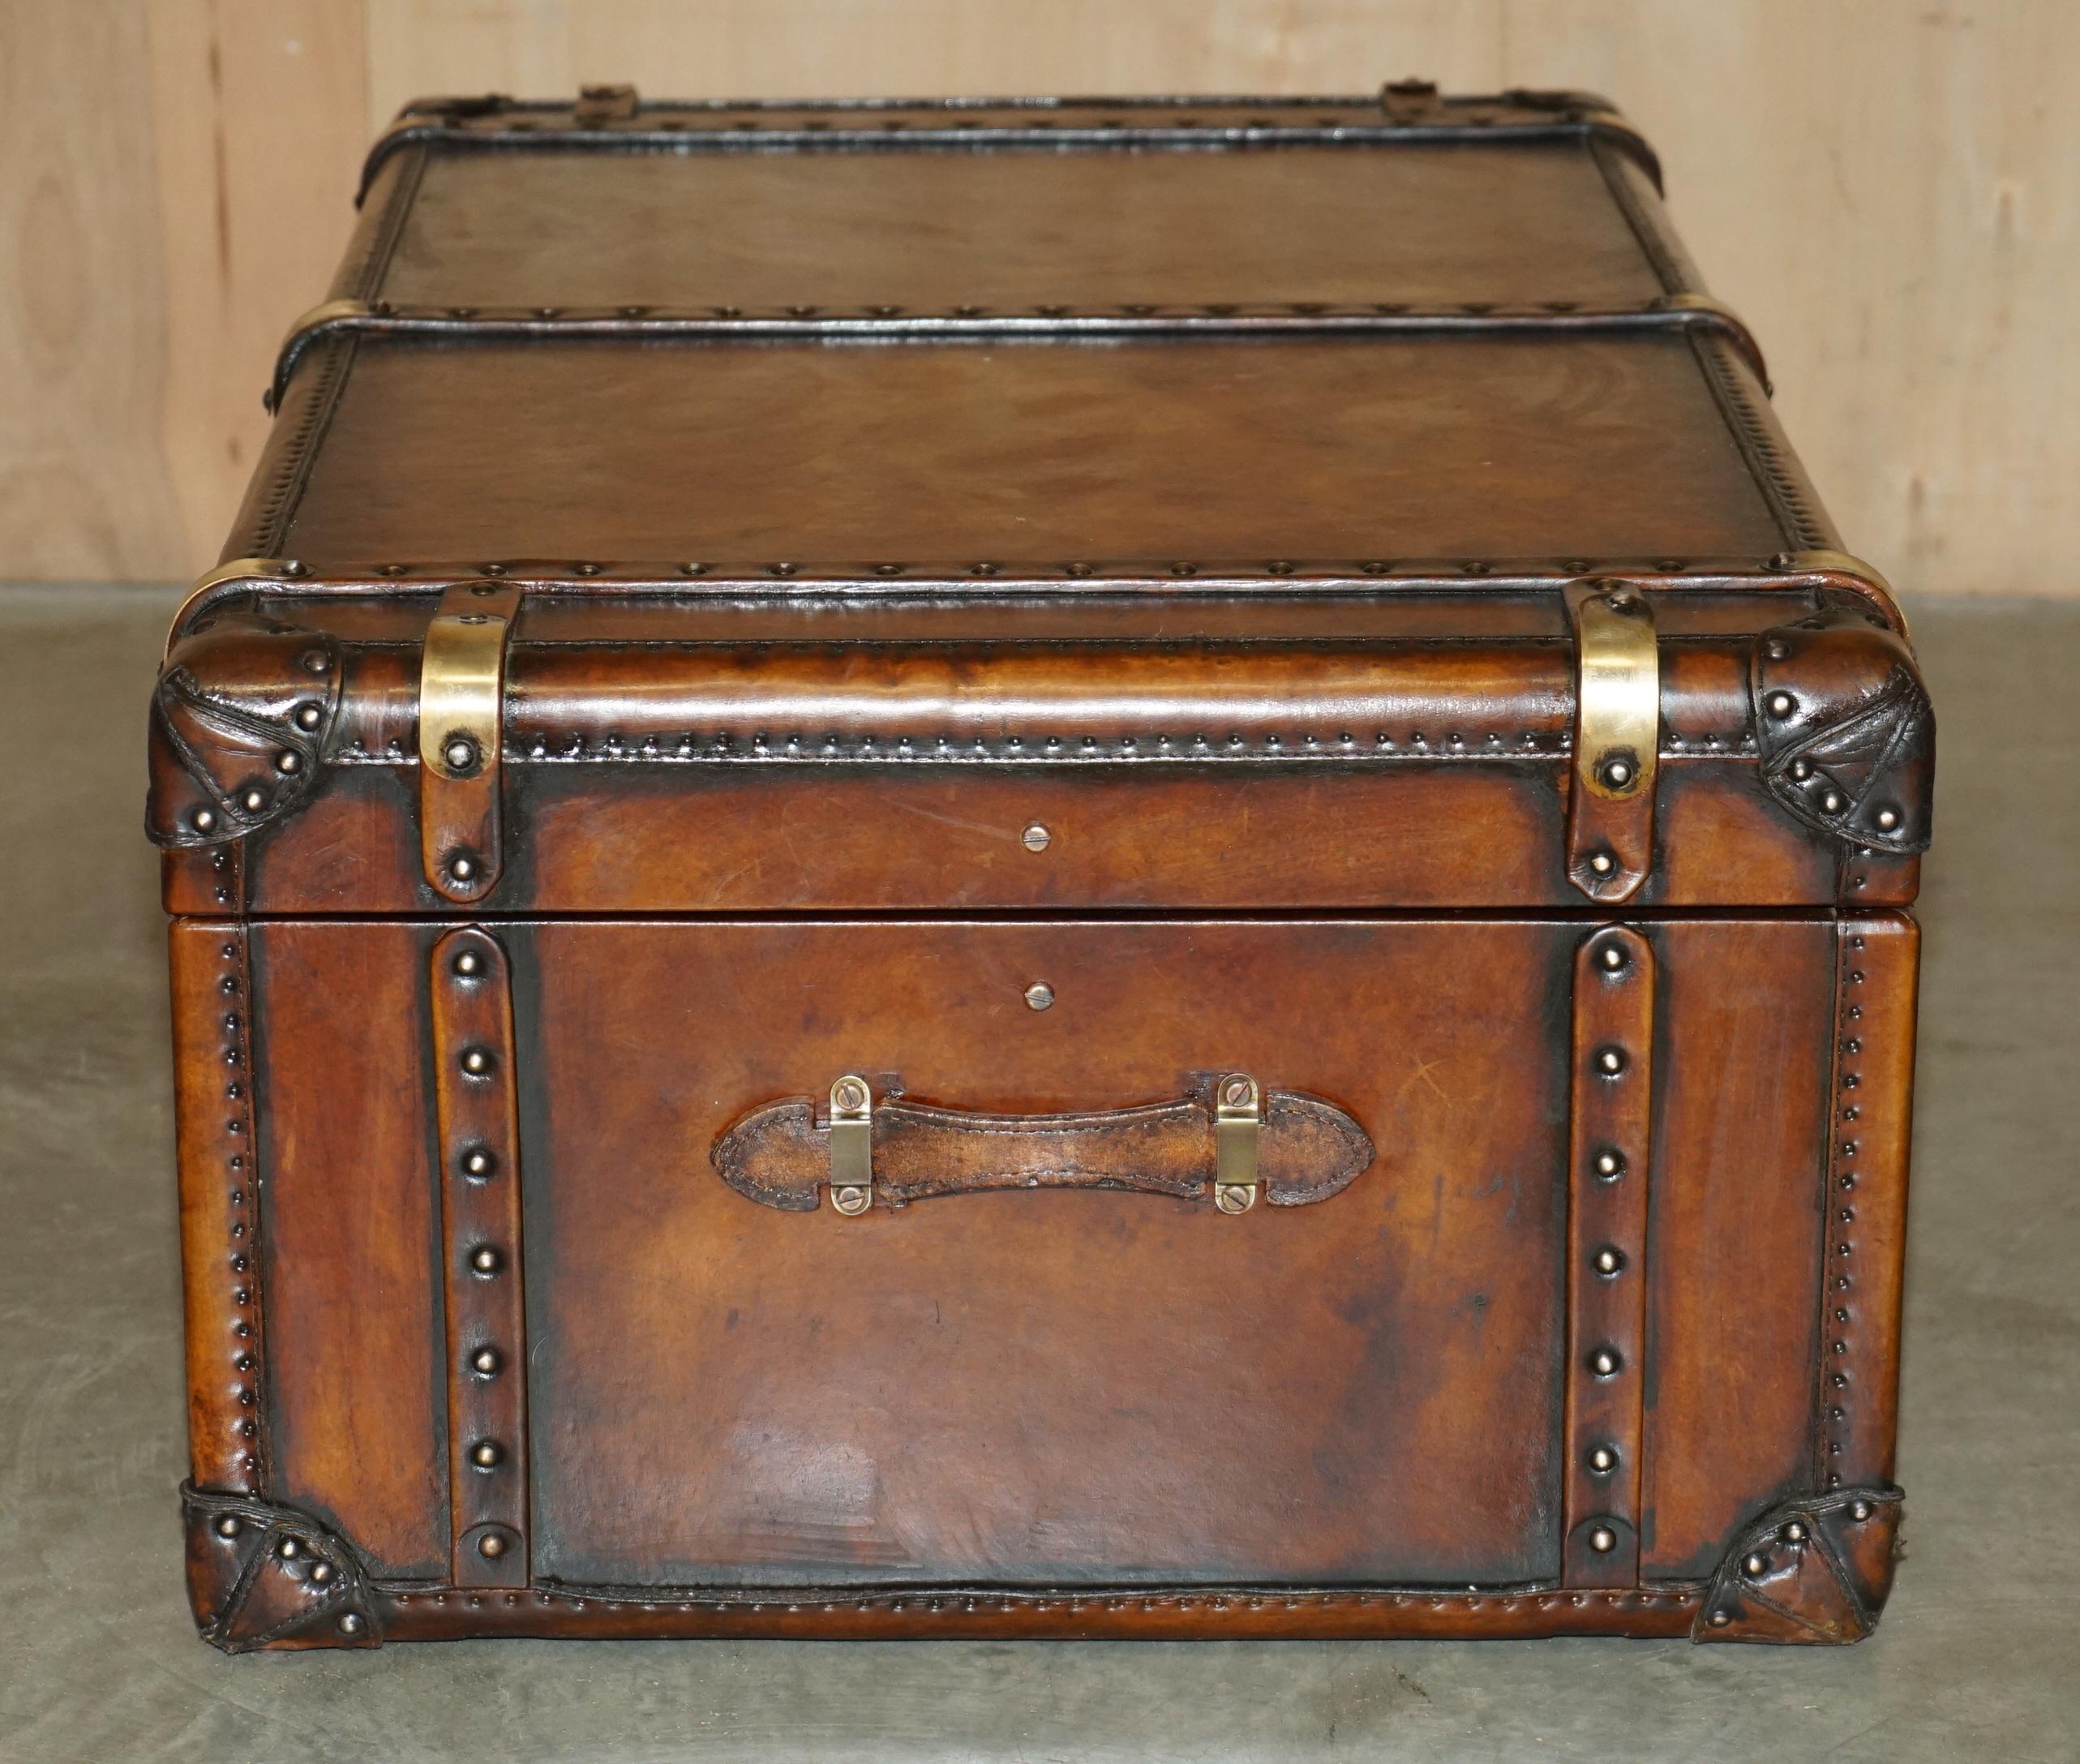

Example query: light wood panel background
[3,0,2071,591]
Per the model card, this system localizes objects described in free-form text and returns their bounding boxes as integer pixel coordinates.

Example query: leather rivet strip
[1566,583,1660,903]
[1818,916,1916,1492]
[1563,925,1655,1588]
[172,923,268,1493]
[431,927,530,1587]
[418,582,521,903]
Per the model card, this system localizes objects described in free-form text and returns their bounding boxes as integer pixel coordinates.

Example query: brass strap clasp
[1566,583,1661,903]
[1212,1073,1262,1214]
[418,581,521,903]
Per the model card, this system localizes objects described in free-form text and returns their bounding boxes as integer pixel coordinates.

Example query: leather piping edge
[355,90,1662,207]
[264,297,1768,416]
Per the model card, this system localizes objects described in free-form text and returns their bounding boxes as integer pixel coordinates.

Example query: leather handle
[710,1076,1374,1215]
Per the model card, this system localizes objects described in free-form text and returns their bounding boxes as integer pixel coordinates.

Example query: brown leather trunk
[151,85,1932,1650]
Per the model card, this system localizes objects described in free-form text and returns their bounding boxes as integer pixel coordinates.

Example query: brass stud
[461,1145,495,1180]
[449,853,478,882]
[1589,1346,1623,1377]
[461,1046,494,1075]
[1598,755,1634,790]
[1598,942,1628,972]
[1589,1525,1617,1553]
[470,1245,502,1275]
[1024,981,1054,1011]
[452,948,483,978]
[1709,1608,1733,1628]
[478,1533,508,1560]
[1593,1245,1626,1277]
[471,1346,502,1376]
[1743,1552,1769,1577]
[214,1515,241,1538]
[1765,690,1797,719]
[278,1538,302,1559]
[1587,1444,1618,1474]
[338,1612,363,1635]
[309,1560,333,1584]
[301,650,330,676]
[444,735,480,774]
[1593,1148,1625,1181]
[1587,850,1616,877]
[191,807,217,833]
[1596,1046,1627,1076]
[1021,822,1052,852]
[1873,805,1900,831]
[1849,1499,1873,1522]
[470,1440,504,1469]
[274,750,302,774]
[1821,790,1846,815]
[1782,1519,1809,1544]
[241,788,267,813]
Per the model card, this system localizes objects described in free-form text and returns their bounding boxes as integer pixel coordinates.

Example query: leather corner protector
[1692,1486,1904,1645]
[182,1482,381,1652]
[1754,603,1934,856]
[148,618,344,851]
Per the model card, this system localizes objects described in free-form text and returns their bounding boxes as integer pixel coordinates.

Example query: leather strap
[713,1080,1373,1213]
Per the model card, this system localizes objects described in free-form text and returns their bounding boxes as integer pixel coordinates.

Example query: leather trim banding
[430,927,531,1586]
[263,298,1769,415]
[357,88,1663,207]
[1562,925,1654,1587]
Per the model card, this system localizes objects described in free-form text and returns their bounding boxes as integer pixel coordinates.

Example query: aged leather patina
[152,86,1928,1648]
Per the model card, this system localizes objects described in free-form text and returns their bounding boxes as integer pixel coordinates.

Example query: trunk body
[153,87,1928,1649]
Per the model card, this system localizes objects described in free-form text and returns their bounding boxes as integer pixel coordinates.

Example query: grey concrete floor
[1,585,2074,1763]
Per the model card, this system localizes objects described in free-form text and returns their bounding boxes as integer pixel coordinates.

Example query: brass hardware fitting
[1213,1073,1262,1214]
[829,1075,873,1214]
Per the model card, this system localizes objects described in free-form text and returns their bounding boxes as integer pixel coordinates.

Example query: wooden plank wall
[3,0,2070,592]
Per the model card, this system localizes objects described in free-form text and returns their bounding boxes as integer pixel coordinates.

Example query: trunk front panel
[234,914,1840,1595]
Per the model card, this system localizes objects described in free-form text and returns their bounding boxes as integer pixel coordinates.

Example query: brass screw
[1220,1076,1254,1107]
[833,1185,870,1216]
[833,1078,868,1113]
[1021,823,1052,852]
[1024,981,1054,1011]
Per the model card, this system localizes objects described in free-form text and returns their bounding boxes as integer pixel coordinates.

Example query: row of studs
[1568,929,1653,1575]
[347,298,1671,321]
[280,556,1797,581]
[1822,932,1872,1487]
[433,929,529,1581]
[1692,333,1830,549]
[332,731,1756,764]
[382,1586,1700,1615]
[417,108,1586,135]
[216,934,262,1490]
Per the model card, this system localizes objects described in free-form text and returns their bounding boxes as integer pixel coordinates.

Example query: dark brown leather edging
[355,88,1662,208]
[1562,927,1654,1587]
[1692,1486,1905,1643]
[182,1483,380,1653]
[262,298,1769,415]
[714,1080,1373,1212]
[429,928,531,1586]
[147,616,343,850]
[1753,602,1935,856]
